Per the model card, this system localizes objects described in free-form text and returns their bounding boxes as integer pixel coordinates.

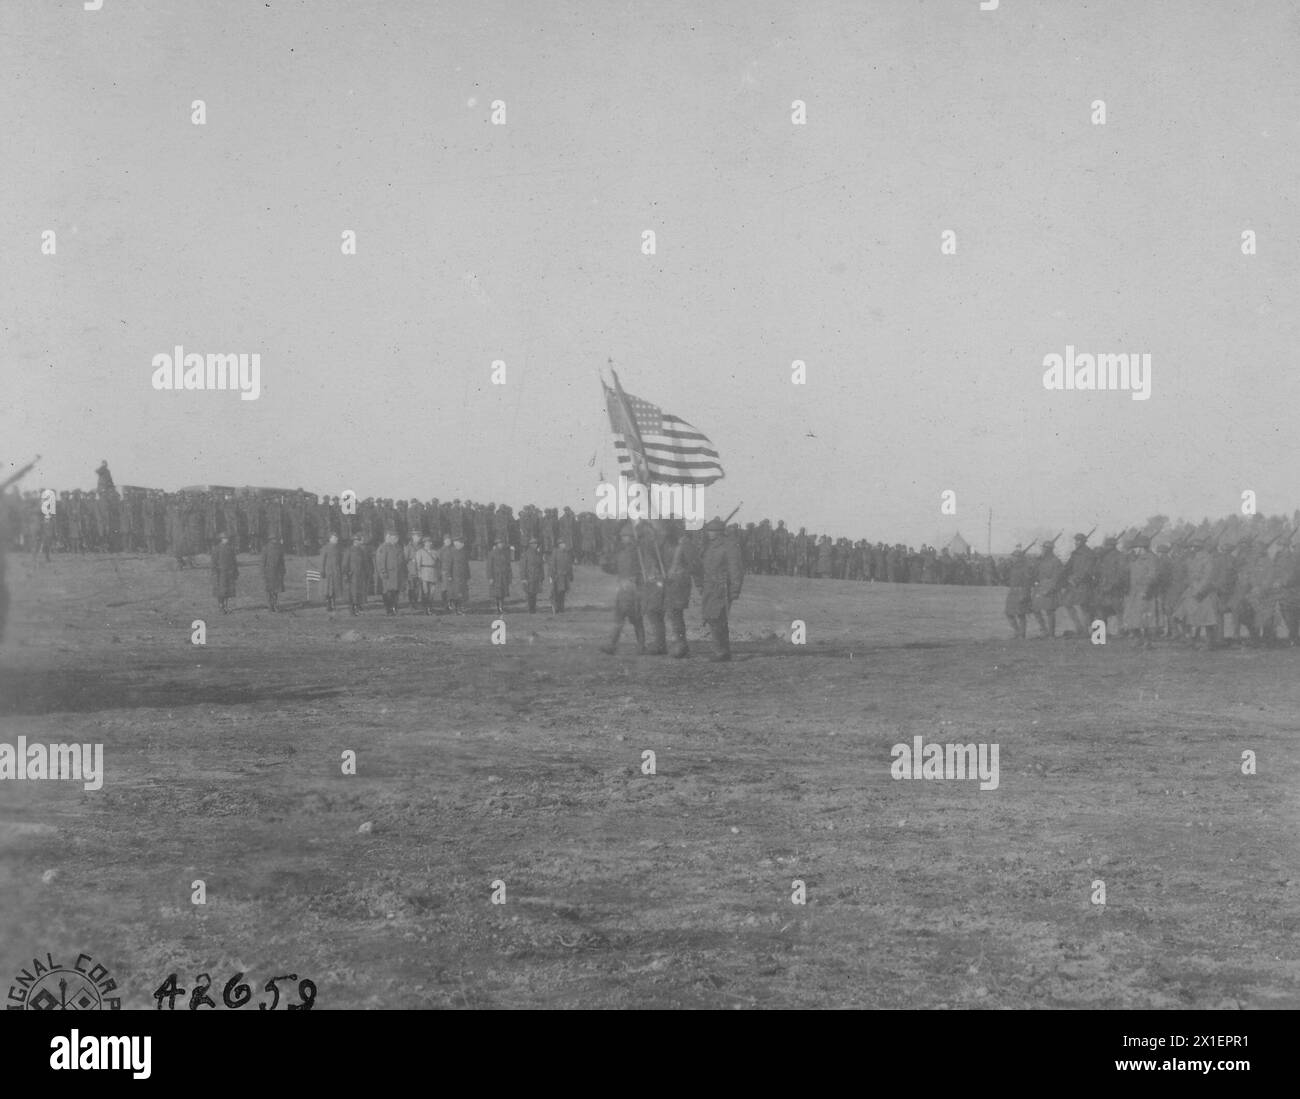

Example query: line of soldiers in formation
[1003,519,1300,649]
[209,529,577,619]
[8,473,1004,586]
[205,516,744,661]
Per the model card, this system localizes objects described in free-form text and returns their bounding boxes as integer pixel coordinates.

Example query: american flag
[603,371,724,485]
[305,568,322,583]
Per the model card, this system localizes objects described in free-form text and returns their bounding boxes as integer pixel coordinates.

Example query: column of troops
[1003,518,1300,649]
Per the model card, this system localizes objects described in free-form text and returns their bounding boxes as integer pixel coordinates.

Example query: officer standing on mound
[695,516,740,662]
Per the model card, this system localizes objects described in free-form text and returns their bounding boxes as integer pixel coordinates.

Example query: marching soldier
[1121,534,1161,647]
[1030,537,1063,638]
[694,516,740,661]
[1093,535,1129,634]
[664,520,697,657]
[1059,532,1097,638]
[1004,544,1032,639]
[600,523,645,654]
[638,520,669,655]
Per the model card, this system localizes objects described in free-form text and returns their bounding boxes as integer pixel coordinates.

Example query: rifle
[722,503,742,526]
[0,455,40,494]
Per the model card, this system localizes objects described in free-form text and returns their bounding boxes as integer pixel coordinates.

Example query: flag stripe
[604,376,725,485]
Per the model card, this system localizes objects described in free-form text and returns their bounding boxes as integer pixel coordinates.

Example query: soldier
[343,533,369,615]
[578,511,597,565]
[1275,529,1300,645]
[1004,544,1033,639]
[520,537,545,614]
[541,507,558,555]
[1058,532,1096,637]
[473,503,491,562]
[320,532,345,612]
[261,535,286,612]
[600,523,645,654]
[493,504,513,557]
[212,533,238,614]
[374,532,406,616]
[404,532,421,607]
[694,517,740,661]
[663,520,697,657]
[1093,535,1129,634]
[559,506,576,552]
[415,535,441,615]
[638,521,669,655]
[1121,534,1161,647]
[1030,538,1063,638]
[548,539,574,613]
[772,520,789,576]
[447,537,470,614]
[95,460,115,493]
[1185,532,1227,649]
[487,536,512,615]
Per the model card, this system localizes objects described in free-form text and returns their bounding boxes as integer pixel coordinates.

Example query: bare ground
[1,551,1297,1009]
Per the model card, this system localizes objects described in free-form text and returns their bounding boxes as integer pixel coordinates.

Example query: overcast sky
[3,0,1298,550]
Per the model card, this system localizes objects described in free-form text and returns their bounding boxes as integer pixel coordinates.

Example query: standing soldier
[223,492,239,552]
[343,533,369,615]
[579,511,597,565]
[772,520,790,576]
[404,532,421,607]
[521,537,545,614]
[261,535,286,612]
[1004,544,1033,639]
[67,492,84,554]
[559,506,576,552]
[548,539,574,613]
[374,532,406,616]
[486,536,512,615]
[1030,537,1063,638]
[794,527,809,577]
[320,532,345,612]
[415,535,441,615]
[694,517,740,662]
[448,536,470,614]
[212,533,238,614]
[474,503,491,562]
[600,523,645,654]
[494,504,513,558]
[541,508,558,555]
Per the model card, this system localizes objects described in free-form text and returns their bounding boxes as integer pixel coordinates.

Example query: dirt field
[1,551,1297,1009]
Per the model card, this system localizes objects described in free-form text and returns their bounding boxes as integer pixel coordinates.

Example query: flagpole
[606,363,668,577]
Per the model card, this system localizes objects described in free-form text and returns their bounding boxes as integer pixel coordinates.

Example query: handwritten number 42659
[153,972,317,1010]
